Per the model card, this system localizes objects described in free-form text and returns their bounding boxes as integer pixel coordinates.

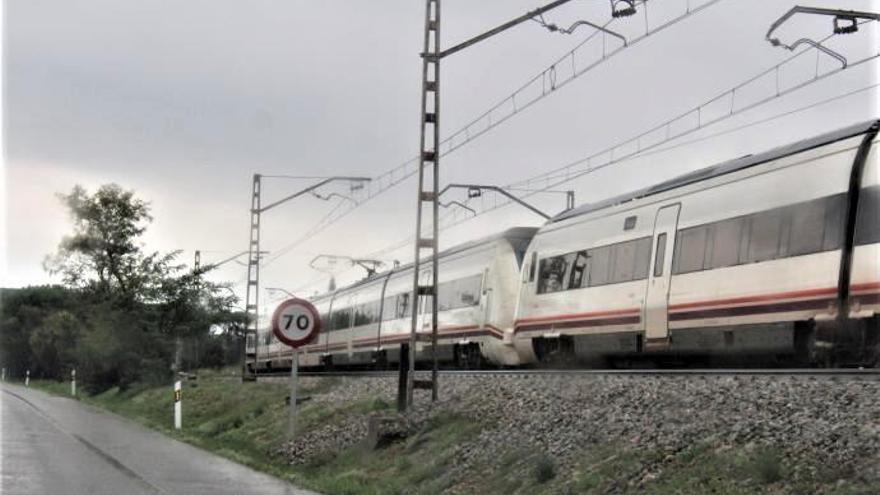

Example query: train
[249,119,880,371]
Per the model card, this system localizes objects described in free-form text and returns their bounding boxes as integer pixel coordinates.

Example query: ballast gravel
[276,373,880,491]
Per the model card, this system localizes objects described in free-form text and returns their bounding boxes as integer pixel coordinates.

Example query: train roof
[552,119,880,223]
[314,226,539,297]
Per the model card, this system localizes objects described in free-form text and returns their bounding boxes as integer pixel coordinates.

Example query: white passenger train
[254,228,536,371]
[250,119,880,371]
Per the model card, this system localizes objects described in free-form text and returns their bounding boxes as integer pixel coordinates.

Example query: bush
[750,447,783,484]
[75,306,172,393]
[29,310,82,379]
[533,453,557,483]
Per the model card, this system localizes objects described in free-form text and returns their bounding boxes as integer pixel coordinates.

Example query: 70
[283,313,310,331]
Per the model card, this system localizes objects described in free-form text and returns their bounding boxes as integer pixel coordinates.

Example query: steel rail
[256,368,880,378]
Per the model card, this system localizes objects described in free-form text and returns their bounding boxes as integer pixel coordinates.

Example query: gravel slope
[278,373,880,494]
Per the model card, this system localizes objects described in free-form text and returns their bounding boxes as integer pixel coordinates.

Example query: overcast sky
[3,0,879,309]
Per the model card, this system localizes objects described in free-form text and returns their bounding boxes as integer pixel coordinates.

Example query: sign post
[71,369,76,397]
[271,297,321,443]
[25,370,29,387]
[174,380,182,430]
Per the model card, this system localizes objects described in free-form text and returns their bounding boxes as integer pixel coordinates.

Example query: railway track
[256,368,880,378]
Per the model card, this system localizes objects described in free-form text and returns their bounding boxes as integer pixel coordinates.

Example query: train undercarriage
[530,316,880,369]
[248,316,878,375]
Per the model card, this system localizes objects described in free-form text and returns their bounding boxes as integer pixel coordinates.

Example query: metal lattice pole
[407,0,441,408]
[243,174,262,381]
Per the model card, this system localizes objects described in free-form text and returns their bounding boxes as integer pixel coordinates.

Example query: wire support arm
[439,183,552,219]
[258,176,371,214]
[432,0,577,60]
[766,6,880,45]
[533,16,628,44]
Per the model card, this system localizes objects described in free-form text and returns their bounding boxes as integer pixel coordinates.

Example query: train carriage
[252,120,880,372]
[515,119,880,365]
[255,227,536,369]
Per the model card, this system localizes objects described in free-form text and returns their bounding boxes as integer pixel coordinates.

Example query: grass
[22,372,880,495]
[26,370,485,495]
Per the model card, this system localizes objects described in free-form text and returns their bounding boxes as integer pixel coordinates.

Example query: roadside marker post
[174,380,182,430]
[271,297,321,443]
[1,368,5,382]
[71,369,76,397]
[25,370,29,387]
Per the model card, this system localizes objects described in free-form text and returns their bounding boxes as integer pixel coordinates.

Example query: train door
[479,268,491,327]
[322,293,337,354]
[376,272,394,355]
[644,204,681,345]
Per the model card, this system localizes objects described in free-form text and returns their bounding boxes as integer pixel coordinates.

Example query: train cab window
[452,274,482,307]
[568,251,589,289]
[653,233,667,277]
[746,210,783,263]
[537,255,570,294]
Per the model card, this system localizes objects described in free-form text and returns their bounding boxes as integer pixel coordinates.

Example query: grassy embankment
[28,371,874,495]
[30,370,480,495]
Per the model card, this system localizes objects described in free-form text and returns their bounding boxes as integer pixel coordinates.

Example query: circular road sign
[271,298,322,348]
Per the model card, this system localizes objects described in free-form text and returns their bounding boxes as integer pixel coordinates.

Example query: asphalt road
[0,384,319,495]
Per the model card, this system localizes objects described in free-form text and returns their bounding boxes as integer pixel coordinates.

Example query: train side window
[610,240,638,283]
[353,304,367,326]
[633,237,652,280]
[746,210,783,263]
[528,252,537,283]
[673,226,708,274]
[397,293,410,319]
[382,296,395,321]
[331,307,351,331]
[708,217,743,269]
[854,186,880,246]
[824,194,847,249]
[788,198,826,256]
[587,245,612,287]
[653,233,667,277]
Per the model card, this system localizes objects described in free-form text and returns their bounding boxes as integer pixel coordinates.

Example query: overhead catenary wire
[259,0,724,268]
[264,34,880,294]
[290,74,876,293]
[272,36,880,294]
[340,79,879,273]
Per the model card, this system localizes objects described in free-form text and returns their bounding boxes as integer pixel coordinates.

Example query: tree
[39,184,243,391]
[44,184,164,305]
[0,286,77,378]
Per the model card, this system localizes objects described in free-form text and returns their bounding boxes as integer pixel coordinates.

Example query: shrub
[533,453,557,483]
[751,447,783,484]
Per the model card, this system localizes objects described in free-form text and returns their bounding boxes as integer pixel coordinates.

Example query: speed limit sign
[271,298,322,348]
